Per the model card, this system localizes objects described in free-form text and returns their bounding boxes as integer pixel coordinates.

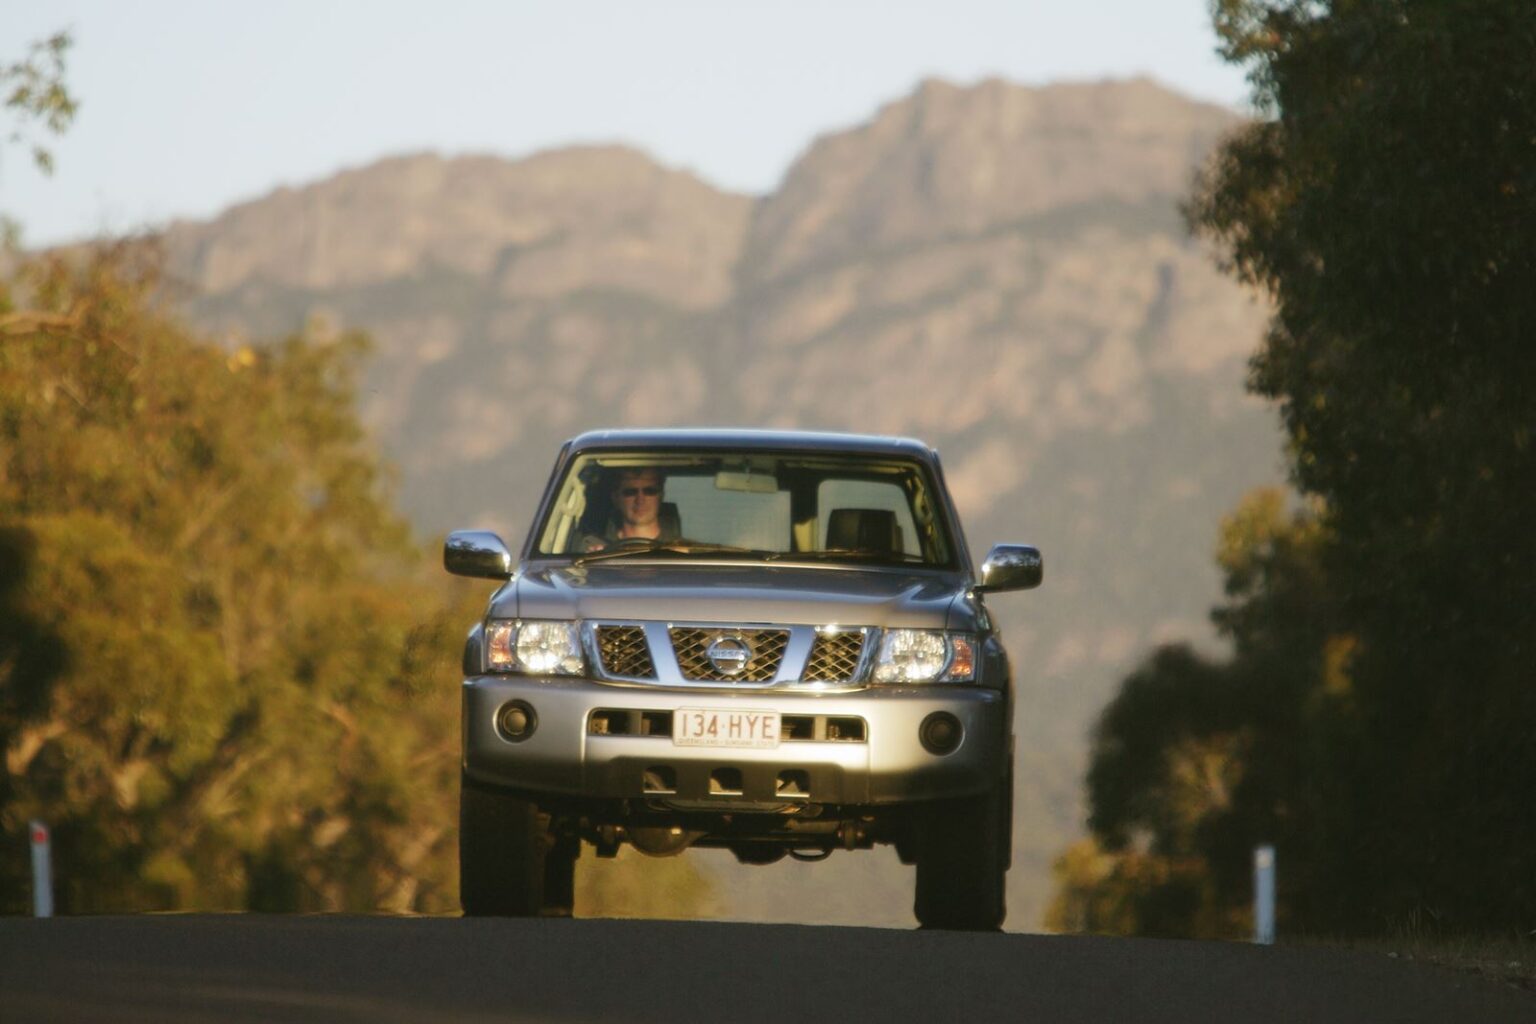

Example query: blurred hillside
[162,76,1281,929]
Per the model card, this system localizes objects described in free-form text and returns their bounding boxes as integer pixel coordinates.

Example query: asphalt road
[1,916,1532,1023]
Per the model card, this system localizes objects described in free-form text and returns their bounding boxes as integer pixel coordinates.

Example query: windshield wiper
[573,542,775,565]
[767,548,927,564]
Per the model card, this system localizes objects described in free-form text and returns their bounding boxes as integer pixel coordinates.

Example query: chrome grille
[597,625,655,679]
[803,630,866,682]
[669,628,789,682]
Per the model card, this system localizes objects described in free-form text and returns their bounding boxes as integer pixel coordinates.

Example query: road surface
[1,916,1531,1022]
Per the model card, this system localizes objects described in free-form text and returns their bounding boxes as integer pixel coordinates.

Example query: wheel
[459,772,546,916]
[912,786,1009,931]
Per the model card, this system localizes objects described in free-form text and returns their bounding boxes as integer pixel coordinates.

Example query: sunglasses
[619,486,661,498]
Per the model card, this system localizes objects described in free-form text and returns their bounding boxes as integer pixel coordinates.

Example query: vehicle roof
[567,428,937,459]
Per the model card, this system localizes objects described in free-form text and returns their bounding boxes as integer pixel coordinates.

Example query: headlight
[872,630,976,683]
[485,620,584,675]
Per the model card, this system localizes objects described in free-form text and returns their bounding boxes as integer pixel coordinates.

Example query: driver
[578,467,676,552]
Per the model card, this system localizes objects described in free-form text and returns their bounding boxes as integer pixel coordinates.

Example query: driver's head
[612,467,663,534]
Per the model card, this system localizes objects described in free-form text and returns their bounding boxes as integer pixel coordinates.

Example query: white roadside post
[1253,844,1275,945]
[30,820,54,918]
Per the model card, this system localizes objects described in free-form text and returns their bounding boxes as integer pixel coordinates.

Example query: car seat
[826,508,903,554]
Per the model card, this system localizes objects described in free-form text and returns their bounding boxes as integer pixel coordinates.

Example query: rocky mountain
[165,76,1280,929]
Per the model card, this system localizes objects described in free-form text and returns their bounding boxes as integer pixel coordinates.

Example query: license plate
[673,709,780,749]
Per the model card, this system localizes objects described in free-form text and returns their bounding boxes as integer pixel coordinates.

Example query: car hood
[500,562,973,630]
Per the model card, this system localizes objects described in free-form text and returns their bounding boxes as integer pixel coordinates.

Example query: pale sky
[1,1,1250,247]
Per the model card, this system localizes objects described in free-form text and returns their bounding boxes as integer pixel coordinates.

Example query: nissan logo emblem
[706,635,753,676]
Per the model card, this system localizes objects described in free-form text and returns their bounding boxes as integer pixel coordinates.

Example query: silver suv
[445,429,1041,930]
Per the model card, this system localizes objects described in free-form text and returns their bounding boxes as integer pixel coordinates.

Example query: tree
[0,247,480,912]
[1,31,78,243]
[1054,489,1343,937]
[2,31,76,174]
[1167,0,1536,930]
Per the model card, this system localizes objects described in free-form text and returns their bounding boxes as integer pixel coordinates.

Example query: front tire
[459,772,547,916]
[912,786,1008,931]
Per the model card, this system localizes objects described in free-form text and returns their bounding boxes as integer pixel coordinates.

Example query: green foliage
[0,247,479,912]
[1046,837,1223,938]
[1,30,78,246]
[1195,0,1536,931]
[1063,0,1536,937]
[2,30,76,177]
[1193,0,1536,659]
[1060,490,1343,937]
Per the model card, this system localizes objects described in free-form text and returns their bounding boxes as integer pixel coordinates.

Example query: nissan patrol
[444,429,1042,930]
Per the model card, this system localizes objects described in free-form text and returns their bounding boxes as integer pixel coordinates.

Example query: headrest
[826,508,901,553]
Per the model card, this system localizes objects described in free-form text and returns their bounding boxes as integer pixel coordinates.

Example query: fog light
[497,701,537,742]
[919,712,962,755]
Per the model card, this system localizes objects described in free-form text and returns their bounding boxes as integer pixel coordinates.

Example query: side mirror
[977,544,1042,592]
[444,530,514,579]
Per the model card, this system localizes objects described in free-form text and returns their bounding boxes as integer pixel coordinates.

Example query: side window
[664,476,791,550]
[816,480,919,555]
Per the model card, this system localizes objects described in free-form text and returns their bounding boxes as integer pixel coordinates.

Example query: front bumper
[462,675,1008,806]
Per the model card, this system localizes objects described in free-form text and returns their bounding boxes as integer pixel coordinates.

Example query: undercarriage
[460,771,1011,930]
[552,795,916,864]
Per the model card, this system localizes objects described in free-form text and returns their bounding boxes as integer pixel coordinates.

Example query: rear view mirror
[444,530,514,579]
[977,544,1042,592]
[715,471,778,493]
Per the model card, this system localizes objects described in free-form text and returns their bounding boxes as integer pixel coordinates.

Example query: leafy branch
[2,30,78,177]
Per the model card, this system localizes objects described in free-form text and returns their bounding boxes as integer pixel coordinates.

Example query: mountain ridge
[167,144,752,306]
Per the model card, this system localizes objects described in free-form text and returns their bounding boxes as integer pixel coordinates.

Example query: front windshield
[532,450,957,568]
